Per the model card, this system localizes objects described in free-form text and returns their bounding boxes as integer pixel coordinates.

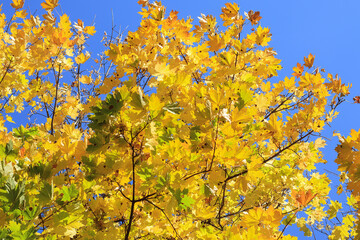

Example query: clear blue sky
[3,0,360,238]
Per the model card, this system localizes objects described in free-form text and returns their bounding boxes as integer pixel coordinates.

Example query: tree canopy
[0,1,358,239]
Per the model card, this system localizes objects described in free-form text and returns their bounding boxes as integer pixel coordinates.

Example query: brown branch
[34,199,77,229]
[223,130,314,183]
[118,188,132,202]
[277,209,298,240]
[177,45,201,83]
[145,199,182,239]
[182,108,221,181]
[0,61,12,86]
[263,93,294,120]
[182,168,211,181]
[268,92,314,120]
[5,11,15,33]
[124,144,137,240]
[135,192,157,203]
[219,204,251,219]
[217,179,227,230]
[207,108,221,171]
[75,56,82,129]
[116,182,157,203]
[50,64,61,135]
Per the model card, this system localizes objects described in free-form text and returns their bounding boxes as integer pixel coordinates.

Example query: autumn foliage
[0,0,358,239]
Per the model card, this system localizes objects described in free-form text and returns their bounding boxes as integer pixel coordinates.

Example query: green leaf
[82,179,96,191]
[131,86,147,109]
[0,228,10,239]
[53,210,70,225]
[137,167,152,181]
[201,184,211,197]
[0,188,8,203]
[130,58,139,68]
[2,178,26,211]
[105,152,117,168]
[106,90,124,114]
[169,188,194,209]
[159,127,176,143]
[180,195,195,209]
[88,106,108,126]
[190,126,201,141]
[23,206,39,221]
[155,175,168,189]
[81,156,97,181]
[86,134,109,152]
[163,102,182,114]
[5,141,13,155]
[13,126,38,142]
[89,90,124,129]
[168,187,181,203]
[327,200,342,220]
[235,89,252,110]
[61,184,79,202]
[9,221,36,240]
[37,181,54,204]
[28,162,52,180]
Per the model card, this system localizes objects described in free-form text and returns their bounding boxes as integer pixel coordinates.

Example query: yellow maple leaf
[247,157,264,182]
[59,14,71,32]
[207,33,224,51]
[242,206,283,229]
[75,51,90,64]
[263,205,283,228]
[84,26,96,35]
[15,10,27,18]
[255,94,268,113]
[209,87,226,107]
[220,2,239,26]
[79,75,92,84]
[98,76,120,94]
[242,207,264,227]
[248,26,271,46]
[5,115,15,124]
[148,94,163,114]
[153,62,173,77]
[284,76,296,90]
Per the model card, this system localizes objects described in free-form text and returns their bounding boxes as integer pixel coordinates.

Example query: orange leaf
[19,147,26,158]
[221,2,239,18]
[246,10,262,25]
[292,189,317,207]
[137,0,149,7]
[292,63,304,77]
[41,0,59,11]
[354,96,360,103]
[11,0,24,10]
[304,53,315,68]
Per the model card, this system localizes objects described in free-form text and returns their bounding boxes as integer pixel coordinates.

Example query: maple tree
[0,0,357,239]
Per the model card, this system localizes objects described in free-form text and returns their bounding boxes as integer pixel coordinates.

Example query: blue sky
[3,0,360,238]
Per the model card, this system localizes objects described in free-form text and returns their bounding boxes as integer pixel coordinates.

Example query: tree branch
[145,199,182,239]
